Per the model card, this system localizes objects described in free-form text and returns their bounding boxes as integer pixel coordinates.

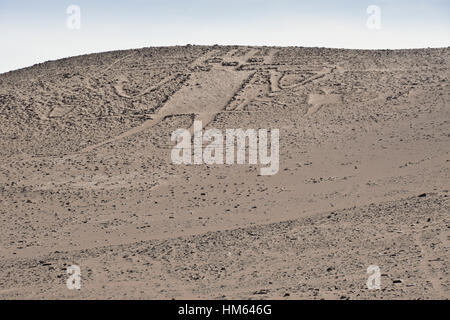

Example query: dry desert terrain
[0,46,448,299]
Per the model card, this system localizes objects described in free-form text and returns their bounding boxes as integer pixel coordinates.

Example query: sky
[1,0,449,74]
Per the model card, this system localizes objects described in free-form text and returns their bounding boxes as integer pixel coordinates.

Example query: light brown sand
[0,46,448,299]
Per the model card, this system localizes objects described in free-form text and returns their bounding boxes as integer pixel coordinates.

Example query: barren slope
[0,46,448,299]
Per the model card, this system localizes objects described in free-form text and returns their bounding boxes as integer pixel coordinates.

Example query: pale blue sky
[1,0,449,73]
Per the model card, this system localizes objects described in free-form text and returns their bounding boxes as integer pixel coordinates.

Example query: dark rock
[418,193,427,198]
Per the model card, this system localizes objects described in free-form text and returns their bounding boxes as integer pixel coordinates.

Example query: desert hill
[0,46,448,299]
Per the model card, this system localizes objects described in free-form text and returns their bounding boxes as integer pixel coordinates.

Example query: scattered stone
[418,193,427,198]
[253,289,269,295]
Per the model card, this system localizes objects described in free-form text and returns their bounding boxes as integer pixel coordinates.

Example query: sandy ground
[0,46,448,299]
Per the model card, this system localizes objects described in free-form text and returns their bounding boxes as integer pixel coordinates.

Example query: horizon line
[1,44,449,76]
